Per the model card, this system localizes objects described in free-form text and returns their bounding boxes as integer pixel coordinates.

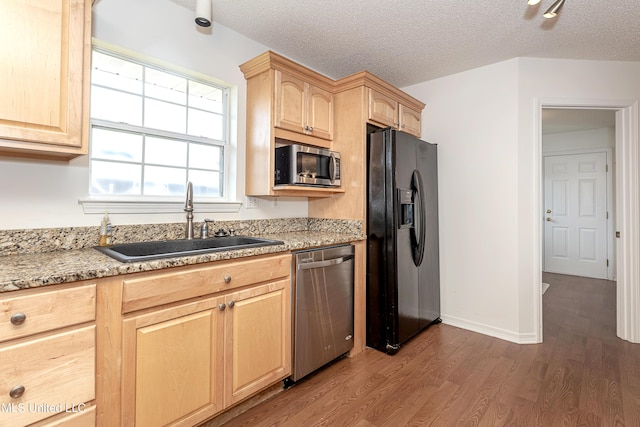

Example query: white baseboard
[441,315,540,344]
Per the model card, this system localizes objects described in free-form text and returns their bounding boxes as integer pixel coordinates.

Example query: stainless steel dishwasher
[290,244,355,383]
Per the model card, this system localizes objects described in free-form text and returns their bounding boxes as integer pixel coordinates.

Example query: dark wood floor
[221,273,639,426]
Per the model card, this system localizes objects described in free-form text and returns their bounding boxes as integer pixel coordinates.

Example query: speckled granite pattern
[0,220,365,293]
[0,218,359,256]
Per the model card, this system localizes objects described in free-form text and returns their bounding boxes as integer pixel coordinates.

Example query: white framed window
[80,43,240,214]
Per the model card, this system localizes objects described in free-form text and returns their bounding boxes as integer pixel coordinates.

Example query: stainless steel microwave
[275,144,341,187]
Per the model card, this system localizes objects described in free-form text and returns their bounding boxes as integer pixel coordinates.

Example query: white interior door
[543,152,608,279]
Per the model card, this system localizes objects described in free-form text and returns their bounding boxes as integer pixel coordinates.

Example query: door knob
[546,217,551,222]
[546,209,552,214]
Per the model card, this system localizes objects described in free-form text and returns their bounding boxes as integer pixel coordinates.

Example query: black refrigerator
[366,127,441,355]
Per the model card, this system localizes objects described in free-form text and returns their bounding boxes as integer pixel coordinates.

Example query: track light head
[543,0,565,19]
[195,0,212,27]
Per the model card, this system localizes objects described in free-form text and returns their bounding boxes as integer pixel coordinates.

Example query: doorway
[541,109,615,280]
[535,101,640,344]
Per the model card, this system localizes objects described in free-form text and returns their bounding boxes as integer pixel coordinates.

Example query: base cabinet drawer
[0,326,95,426]
[31,405,96,427]
[0,284,96,342]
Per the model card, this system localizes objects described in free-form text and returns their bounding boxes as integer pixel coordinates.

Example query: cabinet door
[307,85,334,140]
[224,279,291,406]
[399,104,422,138]
[0,0,90,157]
[274,71,306,134]
[122,300,224,427]
[368,88,398,129]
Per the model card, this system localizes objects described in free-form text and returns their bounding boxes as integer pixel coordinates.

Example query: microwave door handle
[329,153,336,183]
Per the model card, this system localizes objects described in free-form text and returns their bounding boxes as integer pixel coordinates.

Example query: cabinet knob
[219,303,226,311]
[9,385,25,399]
[10,312,26,326]
[223,276,232,284]
[228,300,235,309]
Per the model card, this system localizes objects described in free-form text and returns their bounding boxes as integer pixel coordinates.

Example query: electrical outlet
[271,197,279,208]
[245,196,258,209]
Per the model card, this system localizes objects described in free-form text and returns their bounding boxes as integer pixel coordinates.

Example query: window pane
[91,86,142,125]
[144,98,186,133]
[144,166,186,196]
[91,160,141,195]
[145,68,187,105]
[189,170,221,197]
[91,128,143,162]
[89,49,227,199]
[189,81,223,113]
[145,136,187,167]
[189,143,221,170]
[188,109,223,140]
[92,51,143,94]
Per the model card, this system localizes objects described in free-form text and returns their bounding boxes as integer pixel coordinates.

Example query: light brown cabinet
[368,88,422,138]
[275,71,334,141]
[99,253,292,427]
[0,0,92,159]
[240,51,343,198]
[0,284,97,426]
[122,298,224,426]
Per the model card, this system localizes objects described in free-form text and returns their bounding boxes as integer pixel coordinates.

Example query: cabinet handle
[10,313,26,326]
[223,275,232,284]
[219,303,226,311]
[228,300,235,309]
[10,385,25,399]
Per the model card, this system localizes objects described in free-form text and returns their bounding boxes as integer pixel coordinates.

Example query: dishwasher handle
[297,254,354,270]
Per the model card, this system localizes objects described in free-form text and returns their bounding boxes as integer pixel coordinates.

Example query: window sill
[78,196,243,214]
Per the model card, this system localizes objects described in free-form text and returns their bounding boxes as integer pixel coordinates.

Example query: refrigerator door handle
[411,169,426,267]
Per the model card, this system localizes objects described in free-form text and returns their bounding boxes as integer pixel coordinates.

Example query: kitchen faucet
[184,181,194,239]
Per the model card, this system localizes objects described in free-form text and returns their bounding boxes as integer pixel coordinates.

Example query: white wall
[0,0,308,230]
[543,127,615,153]
[403,59,522,342]
[403,58,640,343]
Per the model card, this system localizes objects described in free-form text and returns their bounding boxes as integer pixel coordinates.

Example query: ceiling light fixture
[543,0,565,19]
[195,0,212,27]
[527,0,541,5]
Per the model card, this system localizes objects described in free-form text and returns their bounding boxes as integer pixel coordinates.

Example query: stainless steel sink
[95,236,284,262]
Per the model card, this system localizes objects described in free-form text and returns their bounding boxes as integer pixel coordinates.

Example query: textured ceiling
[170,0,626,134]
[170,0,640,87]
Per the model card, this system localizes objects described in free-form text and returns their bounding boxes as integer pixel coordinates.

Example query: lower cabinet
[121,277,290,427]
[0,283,96,427]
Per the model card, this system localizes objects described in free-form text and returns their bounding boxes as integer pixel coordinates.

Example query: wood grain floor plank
[212,273,639,427]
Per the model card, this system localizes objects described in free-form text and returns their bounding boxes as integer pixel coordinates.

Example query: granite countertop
[0,231,365,293]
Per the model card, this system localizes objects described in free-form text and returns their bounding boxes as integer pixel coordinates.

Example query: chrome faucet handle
[185,181,195,239]
[201,218,214,239]
[214,228,228,237]
[184,181,194,211]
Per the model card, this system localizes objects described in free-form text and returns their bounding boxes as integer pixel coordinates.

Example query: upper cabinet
[275,71,334,141]
[368,88,422,138]
[240,51,425,198]
[0,0,92,159]
[240,51,341,197]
